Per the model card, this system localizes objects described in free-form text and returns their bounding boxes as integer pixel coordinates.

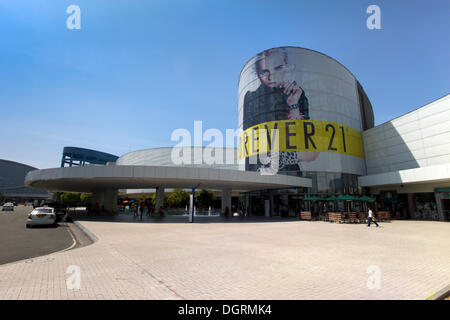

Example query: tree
[168,189,189,207]
[80,193,92,206]
[195,189,214,208]
[61,192,80,205]
[53,192,63,202]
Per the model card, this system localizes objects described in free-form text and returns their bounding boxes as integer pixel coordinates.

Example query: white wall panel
[363,95,450,175]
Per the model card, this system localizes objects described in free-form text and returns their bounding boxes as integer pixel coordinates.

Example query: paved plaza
[0,217,449,300]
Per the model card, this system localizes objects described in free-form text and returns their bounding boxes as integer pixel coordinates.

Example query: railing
[119,207,222,217]
[164,208,222,216]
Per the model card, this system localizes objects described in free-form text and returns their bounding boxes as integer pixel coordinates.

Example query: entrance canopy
[25,165,312,193]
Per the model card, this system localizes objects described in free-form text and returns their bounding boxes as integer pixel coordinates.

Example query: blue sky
[1,0,449,168]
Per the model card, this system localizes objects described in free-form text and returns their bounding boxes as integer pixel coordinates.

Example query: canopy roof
[25,165,312,193]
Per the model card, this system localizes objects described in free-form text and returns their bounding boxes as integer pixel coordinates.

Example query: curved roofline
[0,159,38,171]
[118,146,238,159]
[238,46,359,86]
[63,146,118,158]
[25,165,312,192]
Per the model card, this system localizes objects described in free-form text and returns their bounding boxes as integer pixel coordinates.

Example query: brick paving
[0,217,449,300]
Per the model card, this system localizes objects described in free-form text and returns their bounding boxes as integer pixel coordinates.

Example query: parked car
[41,202,67,221]
[26,207,56,227]
[2,202,14,211]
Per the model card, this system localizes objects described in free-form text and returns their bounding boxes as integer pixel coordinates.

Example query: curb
[73,221,99,243]
[429,284,450,300]
[60,222,78,252]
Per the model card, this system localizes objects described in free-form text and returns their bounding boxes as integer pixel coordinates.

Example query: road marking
[61,222,77,252]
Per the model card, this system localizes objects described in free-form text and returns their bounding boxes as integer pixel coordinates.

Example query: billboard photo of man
[242,47,319,174]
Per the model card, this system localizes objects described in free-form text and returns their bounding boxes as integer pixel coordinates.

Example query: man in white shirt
[368,207,379,227]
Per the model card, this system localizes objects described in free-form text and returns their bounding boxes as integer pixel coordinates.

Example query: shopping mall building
[0,159,52,202]
[24,47,450,221]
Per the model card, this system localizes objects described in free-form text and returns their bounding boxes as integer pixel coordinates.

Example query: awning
[359,196,375,202]
[304,196,322,201]
[337,195,359,201]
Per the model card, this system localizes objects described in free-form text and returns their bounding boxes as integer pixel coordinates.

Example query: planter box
[377,211,390,221]
[300,211,312,220]
[328,212,343,223]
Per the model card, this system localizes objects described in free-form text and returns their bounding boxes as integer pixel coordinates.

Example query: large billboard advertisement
[238,47,366,176]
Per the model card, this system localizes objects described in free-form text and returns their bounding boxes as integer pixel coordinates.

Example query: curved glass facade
[238,47,373,214]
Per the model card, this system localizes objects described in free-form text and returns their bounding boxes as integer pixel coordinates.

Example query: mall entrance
[376,191,410,219]
[440,199,450,221]
[375,191,441,220]
[244,189,303,218]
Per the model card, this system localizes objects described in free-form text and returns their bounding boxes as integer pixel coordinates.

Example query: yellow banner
[238,120,364,160]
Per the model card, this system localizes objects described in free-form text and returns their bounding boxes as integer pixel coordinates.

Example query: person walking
[139,205,144,221]
[147,202,151,217]
[367,207,379,227]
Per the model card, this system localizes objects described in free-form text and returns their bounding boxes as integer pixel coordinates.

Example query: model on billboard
[243,47,319,174]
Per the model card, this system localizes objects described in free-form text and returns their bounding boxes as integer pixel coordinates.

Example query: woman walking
[367,207,379,227]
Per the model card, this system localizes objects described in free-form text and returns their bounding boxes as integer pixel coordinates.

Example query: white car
[2,202,14,211]
[26,207,56,227]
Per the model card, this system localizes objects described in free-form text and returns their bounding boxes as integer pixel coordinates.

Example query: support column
[222,189,232,216]
[103,189,118,212]
[92,189,118,213]
[155,187,165,213]
[92,191,104,211]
